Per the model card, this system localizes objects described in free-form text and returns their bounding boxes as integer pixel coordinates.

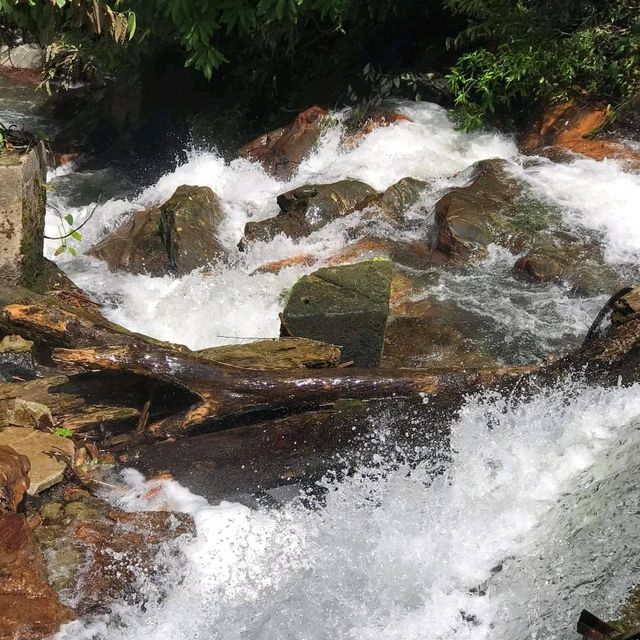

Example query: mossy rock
[281,260,392,367]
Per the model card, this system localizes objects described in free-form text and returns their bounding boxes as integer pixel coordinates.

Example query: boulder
[342,111,412,148]
[90,185,227,276]
[512,233,623,295]
[375,177,428,220]
[241,180,376,245]
[0,144,47,287]
[33,486,194,615]
[280,260,393,367]
[0,514,74,640]
[239,106,328,178]
[521,99,640,169]
[429,159,554,261]
[0,427,74,495]
[197,337,340,370]
[0,445,30,513]
[0,44,44,70]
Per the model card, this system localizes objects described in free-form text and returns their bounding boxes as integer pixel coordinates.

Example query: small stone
[8,399,53,428]
[40,502,64,522]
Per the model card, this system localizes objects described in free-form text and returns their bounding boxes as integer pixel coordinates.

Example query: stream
[3,74,640,639]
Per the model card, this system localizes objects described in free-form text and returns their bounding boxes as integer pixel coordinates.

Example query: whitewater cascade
[3,85,640,639]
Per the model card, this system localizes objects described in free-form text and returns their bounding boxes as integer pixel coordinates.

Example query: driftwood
[1,282,639,443]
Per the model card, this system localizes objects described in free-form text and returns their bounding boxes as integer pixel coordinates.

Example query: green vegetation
[1,0,638,130]
[445,0,640,129]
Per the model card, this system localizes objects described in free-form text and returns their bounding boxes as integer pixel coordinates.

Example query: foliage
[444,0,640,129]
[53,426,73,438]
[348,63,450,117]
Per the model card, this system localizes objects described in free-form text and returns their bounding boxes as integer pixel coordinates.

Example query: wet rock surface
[197,337,341,370]
[33,485,195,616]
[0,334,38,382]
[0,427,74,495]
[239,106,328,178]
[281,260,393,367]
[512,233,623,295]
[382,299,494,370]
[429,158,525,261]
[0,513,74,640]
[0,444,30,513]
[90,185,226,276]
[521,99,640,169]
[242,180,376,245]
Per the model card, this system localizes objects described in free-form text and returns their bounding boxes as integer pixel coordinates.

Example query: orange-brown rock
[0,66,41,86]
[255,254,317,275]
[343,111,413,148]
[239,106,328,178]
[0,444,30,513]
[0,514,74,640]
[521,99,640,169]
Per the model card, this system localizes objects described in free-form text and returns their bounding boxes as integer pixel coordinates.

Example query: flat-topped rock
[0,427,74,495]
[281,260,393,367]
[197,337,341,370]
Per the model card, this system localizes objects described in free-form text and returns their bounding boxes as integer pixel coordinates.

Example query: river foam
[44,101,640,353]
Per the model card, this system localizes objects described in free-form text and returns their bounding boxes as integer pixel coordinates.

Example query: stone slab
[0,427,74,495]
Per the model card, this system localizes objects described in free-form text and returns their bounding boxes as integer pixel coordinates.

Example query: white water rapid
[4,80,640,639]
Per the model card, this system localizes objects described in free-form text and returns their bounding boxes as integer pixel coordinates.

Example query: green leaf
[71,230,83,241]
[64,213,74,225]
[55,0,66,8]
[53,426,73,438]
[127,11,136,39]
[54,245,66,256]
[68,246,77,257]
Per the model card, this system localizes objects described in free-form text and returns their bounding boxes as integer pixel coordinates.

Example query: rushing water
[3,80,640,638]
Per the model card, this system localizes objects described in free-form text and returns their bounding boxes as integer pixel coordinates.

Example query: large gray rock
[0,144,47,286]
[90,185,227,276]
[0,44,44,70]
[280,260,393,367]
[241,180,377,246]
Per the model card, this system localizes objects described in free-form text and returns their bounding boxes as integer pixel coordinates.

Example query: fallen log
[2,282,640,442]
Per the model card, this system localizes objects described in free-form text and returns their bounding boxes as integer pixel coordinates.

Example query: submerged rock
[241,180,376,245]
[33,486,194,615]
[90,185,226,276]
[281,260,393,367]
[239,106,328,178]
[0,513,74,640]
[513,233,622,295]
[197,337,341,370]
[382,299,493,369]
[0,444,30,513]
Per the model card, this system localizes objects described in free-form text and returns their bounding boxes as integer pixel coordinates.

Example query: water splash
[53,381,640,640]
